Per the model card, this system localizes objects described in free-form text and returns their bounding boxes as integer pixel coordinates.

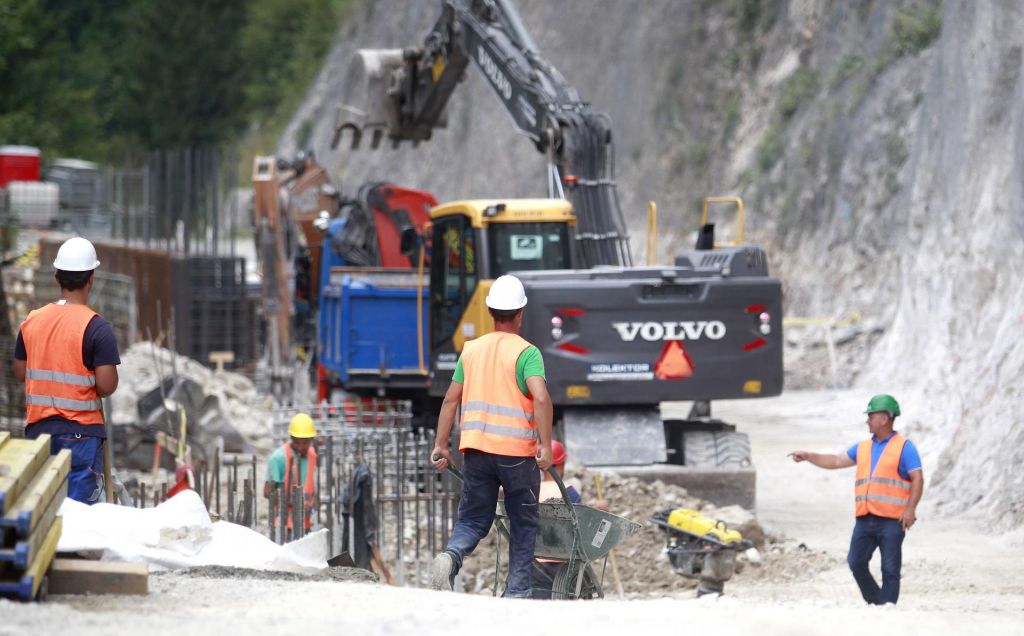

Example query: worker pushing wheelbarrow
[427,275,639,598]
[440,458,641,599]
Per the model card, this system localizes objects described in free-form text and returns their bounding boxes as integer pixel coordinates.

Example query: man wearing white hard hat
[430,274,553,597]
[12,237,120,504]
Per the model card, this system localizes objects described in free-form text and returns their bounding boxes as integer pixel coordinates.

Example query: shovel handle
[432,452,463,481]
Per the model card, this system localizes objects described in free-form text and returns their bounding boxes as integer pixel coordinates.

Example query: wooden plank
[47,558,149,596]
[0,435,51,516]
[0,517,61,601]
[0,479,67,569]
[0,450,71,536]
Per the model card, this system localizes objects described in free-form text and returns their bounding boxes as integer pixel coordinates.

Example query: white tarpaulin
[57,490,328,574]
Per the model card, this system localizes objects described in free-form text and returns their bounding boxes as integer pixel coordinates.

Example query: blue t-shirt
[565,485,582,504]
[846,433,922,480]
[16,315,121,438]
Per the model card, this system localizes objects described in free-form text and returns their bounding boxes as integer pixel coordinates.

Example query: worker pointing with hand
[790,394,924,605]
[430,275,553,598]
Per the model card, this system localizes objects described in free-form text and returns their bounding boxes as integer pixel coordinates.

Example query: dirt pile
[110,342,275,452]
[455,468,768,597]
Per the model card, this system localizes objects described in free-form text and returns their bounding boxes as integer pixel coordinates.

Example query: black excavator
[332,0,783,509]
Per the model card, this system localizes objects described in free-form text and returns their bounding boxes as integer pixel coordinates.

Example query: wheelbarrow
[445,463,641,599]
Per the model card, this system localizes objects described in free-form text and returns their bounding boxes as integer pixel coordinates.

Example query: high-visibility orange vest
[458,331,537,457]
[854,434,912,519]
[284,443,317,530]
[21,303,103,425]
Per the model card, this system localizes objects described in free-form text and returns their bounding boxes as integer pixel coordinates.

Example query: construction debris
[455,467,765,597]
[110,342,276,457]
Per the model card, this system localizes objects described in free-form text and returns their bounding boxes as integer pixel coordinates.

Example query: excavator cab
[426,198,574,395]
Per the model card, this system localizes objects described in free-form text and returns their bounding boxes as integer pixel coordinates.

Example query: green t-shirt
[265,445,311,483]
[451,344,545,397]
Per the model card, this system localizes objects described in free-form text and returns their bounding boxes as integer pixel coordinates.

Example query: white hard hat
[53,237,100,271]
[485,275,527,310]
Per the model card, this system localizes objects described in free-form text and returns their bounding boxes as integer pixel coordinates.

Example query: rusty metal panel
[38,239,256,368]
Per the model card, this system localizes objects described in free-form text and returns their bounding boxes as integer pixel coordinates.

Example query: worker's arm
[526,375,553,470]
[431,381,462,472]
[900,469,924,530]
[788,450,855,469]
[12,359,25,382]
[94,364,119,397]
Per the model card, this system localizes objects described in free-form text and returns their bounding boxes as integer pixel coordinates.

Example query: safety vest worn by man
[854,434,912,518]
[21,303,103,425]
[283,443,317,530]
[459,332,537,457]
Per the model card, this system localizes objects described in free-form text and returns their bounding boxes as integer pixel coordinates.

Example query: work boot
[430,551,457,591]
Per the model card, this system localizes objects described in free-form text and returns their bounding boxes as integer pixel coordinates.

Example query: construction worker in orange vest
[430,275,553,598]
[13,237,120,504]
[264,413,318,535]
[789,394,924,605]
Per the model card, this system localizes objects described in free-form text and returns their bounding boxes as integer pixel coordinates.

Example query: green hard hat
[865,394,900,417]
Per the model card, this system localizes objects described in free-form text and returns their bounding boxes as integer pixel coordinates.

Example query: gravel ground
[1,390,1021,635]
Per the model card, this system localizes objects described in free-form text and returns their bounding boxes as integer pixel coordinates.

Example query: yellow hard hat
[288,413,316,438]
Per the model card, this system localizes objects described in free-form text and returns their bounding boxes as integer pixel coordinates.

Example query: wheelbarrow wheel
[551,562,602,600]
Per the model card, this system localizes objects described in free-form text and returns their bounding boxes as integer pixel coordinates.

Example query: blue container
[319,270,428,390]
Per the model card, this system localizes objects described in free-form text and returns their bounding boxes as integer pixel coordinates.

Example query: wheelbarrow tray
[495,501,641,561]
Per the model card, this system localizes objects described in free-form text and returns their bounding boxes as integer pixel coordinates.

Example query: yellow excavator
[328,0,783,508]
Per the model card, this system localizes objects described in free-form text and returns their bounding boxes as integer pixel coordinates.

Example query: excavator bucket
[333,49,405,150]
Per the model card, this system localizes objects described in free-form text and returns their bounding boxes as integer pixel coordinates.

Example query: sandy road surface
[2,390,1022,635]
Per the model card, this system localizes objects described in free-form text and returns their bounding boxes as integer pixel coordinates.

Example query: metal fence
[271,401,460,587]
[1,147,243,257]
[124,400,460,588]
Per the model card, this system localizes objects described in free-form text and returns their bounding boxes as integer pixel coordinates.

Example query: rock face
[284,1,1023,527]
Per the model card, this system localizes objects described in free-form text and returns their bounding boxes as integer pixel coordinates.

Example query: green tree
[0,0,107,157]
[241,0,342,121]
[114,0,249,149]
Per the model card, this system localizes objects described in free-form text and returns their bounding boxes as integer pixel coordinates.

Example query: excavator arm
[334,0,633,268]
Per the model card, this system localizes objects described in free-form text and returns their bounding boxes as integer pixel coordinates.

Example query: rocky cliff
[283,0,1022,527]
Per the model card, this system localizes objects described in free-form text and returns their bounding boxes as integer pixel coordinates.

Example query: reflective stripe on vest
[21,303,103,425]
[854,434,911,519]
[458,332,538,457]
[284,443,317,530]
[25,394,102,410]
[25,369,97,386]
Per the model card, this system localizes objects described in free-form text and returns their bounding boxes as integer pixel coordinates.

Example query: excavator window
[487,222,571,274]
[429,215,477,348]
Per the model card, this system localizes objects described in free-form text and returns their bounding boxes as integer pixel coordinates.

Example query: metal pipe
[395,428,403,581]
[228,469,235,523]
[241,478,250,526]
[278,482,287,544]
[326,436,334,551]
[415,432,421,585]
[316,442,322,528]
[269,483,277,542]
[214,446,221,515]
[376,435,384,563]
[251,455,258,528]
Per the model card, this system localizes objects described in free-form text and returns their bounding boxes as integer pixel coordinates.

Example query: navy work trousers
[848,514,905,604]
[25,429,106,504]
[445,449,540,597]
